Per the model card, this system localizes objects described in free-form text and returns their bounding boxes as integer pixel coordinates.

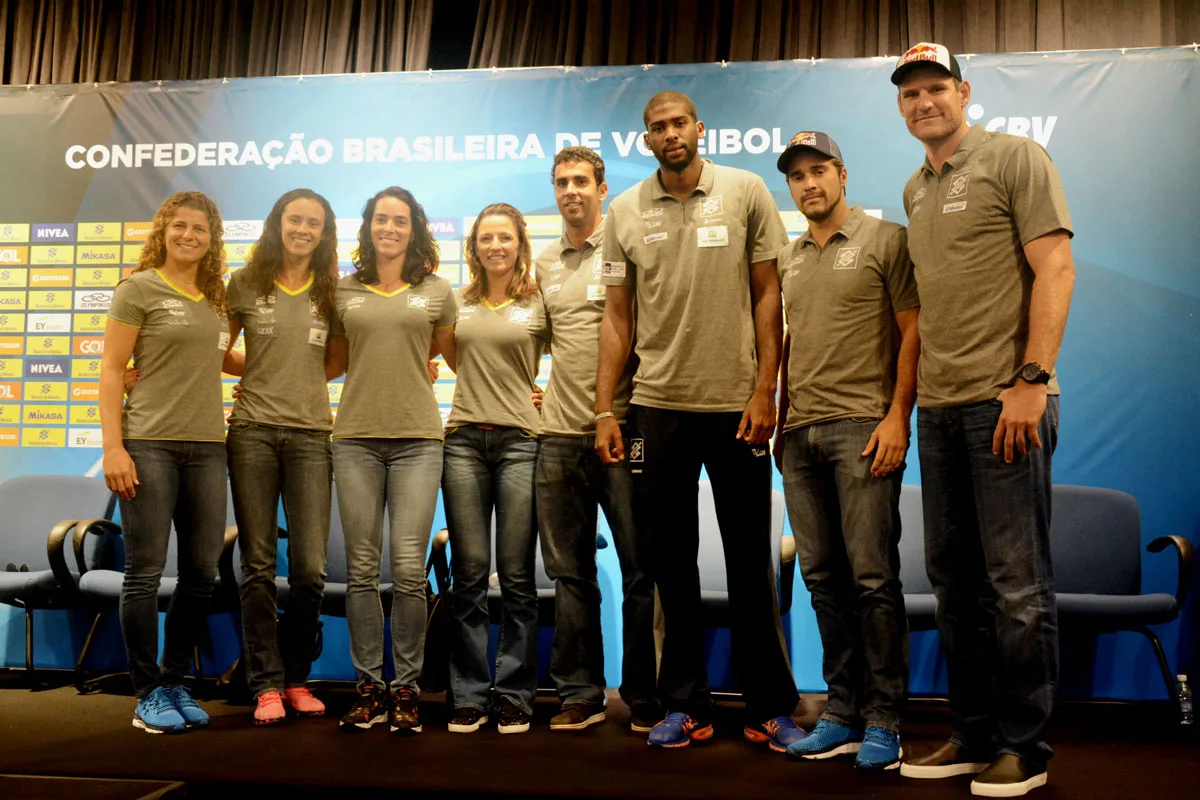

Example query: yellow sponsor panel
[224,242,254,264]
[28,290,73,311]
[336,241,358,264]
[0,405,20,423]
[76,223,123,242]
[26,336,70,356]
[24,405,68,425]
[25,381,69,401]
[72,358,102,378]
[70,404,102,425]
[123,222,153,241]
[71,382,99,401]
[327,382,343,404]
[524,215,563,237]
[75,267,120,287]
[0,291,27,311]
[122,244,144,264]
[30,246,75,265]
[0,358,22,378]
[0,336,22,355]
[76,244,122,264]
[435,239,462,261]
[779,210,808,233]
[221,382,236,402]
[0,314,24,333]
[74,312,108,333]
[0,268,27,287]
[0,224,30,243]
[434,382,457,404]
[435,263,460,284]
[537,355,552,381]
[29,268,74,288]
[22,427,67,447]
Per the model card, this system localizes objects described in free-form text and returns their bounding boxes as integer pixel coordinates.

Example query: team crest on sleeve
[700,195,724,218]
[834,247,861,270]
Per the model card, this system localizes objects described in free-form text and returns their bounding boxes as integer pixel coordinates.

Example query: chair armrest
[71,518,122,575]
[47,519,83,592]
[427,528,451,594]
[779,535,797,616]
[1147,535,1194,611]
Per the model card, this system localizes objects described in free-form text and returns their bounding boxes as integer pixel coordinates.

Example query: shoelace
[169,686,200,709]
[144,688,176,714]
[863,727,897,748]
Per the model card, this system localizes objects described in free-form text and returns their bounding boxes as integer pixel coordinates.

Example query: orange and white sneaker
[283,686,326,717]
[254,691,286,726]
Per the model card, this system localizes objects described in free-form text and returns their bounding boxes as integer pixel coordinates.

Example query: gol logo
[73,337,105,355]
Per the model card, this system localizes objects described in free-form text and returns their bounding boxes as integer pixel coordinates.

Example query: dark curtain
[0,0,434,85]
[468,0,1200,67]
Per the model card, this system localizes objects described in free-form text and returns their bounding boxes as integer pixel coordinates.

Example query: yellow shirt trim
[108,318,140,329]
[365,283,411,298]
[482,297,514,311]
[275,274,314,296]
[155,269,204,301]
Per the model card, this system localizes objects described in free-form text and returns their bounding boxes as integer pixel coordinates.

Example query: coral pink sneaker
[254,691,286,726]
[283,686,326,717]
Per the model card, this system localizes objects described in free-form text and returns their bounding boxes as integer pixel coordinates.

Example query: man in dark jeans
[595,91,802,751]
[770,131,919,770]
[534,146,658,733]
[891,43,1075,797]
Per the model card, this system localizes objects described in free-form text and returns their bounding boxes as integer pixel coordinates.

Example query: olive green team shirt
[227,269,333,431]
[778,206,919,430]
[330,274,456,439]
[903,125,1073,407]
[601,159,789,412]
[108,269,227,442]
[536,220,634,436]
[447,290,549,433]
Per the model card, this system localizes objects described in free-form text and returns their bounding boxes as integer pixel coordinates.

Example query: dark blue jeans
[228,421,332,697]
[781,419,907,731]
[118,439,227,698]
[917,396,1059,766]
[535,433,656,708]
[442,426,539,715]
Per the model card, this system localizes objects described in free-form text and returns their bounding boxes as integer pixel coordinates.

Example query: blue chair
[0,475,115,681]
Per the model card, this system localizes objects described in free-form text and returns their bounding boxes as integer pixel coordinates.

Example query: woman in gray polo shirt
[100,191,239,734]
[325,186,456,735]
[225,189,339,726]
[443,202,548,735]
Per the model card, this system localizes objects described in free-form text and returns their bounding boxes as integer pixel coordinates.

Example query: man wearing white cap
[771,131,919,771]
[890,42,1076,798]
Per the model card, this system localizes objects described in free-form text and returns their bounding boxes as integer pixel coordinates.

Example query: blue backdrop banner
[1,46,1197,699]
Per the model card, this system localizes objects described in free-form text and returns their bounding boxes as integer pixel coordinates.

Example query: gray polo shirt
[536,220,635,436]
[446,290,549,432]
[903,125,1073,408]
[227,269,333,431]
[778,206,919,431]
[108,269,227,442]
[330,274,456,439]
[601,159,788,412]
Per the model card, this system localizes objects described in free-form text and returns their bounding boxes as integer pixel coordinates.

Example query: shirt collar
[920,124,988,177]
[651,158,715,200]
[555,217,605,255]
[797,205,866,249]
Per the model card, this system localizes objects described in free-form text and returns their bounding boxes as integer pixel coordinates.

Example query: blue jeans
[228,421,332,697]
[442,426,539,715]
[781,419,907,730]
[332,437,443,691]
[118,439,227,698]
[917,396,1059,766]
[535,434,656,708]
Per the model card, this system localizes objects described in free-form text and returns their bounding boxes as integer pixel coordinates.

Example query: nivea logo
[32,223,75,241]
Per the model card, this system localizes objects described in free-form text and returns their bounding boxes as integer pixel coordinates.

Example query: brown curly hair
[353,186,439,287]
[136,191,227,315]
[243,189,338,323]
[462,203,538,305]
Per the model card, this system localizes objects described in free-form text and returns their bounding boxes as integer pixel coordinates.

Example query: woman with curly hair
[100,190,241,734]
[324,186,456,734]
[225,189,339,726]
[443,202,548,735]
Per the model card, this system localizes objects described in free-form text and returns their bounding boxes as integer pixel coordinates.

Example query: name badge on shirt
[643,232,668,244]
[587,284,605,301]
[309,328,328,346]
[509,308,533,326]
[218,331,231,351]
[697,225,729,247]
[544,284,562,297]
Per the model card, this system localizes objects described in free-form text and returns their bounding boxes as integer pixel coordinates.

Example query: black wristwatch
[1017,362,1051,385]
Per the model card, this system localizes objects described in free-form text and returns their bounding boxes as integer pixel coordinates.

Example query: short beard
[656,145,695,174]
[801,192,843,224]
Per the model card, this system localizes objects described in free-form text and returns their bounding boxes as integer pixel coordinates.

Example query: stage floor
[1,674,1196,799]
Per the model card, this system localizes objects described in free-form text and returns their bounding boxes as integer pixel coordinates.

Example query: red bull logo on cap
[901,43,942,65]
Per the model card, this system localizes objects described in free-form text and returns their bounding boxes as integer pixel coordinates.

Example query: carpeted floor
[0,672,1197,799]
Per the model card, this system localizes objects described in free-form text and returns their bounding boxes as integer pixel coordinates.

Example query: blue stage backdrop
[1,47,1197,700]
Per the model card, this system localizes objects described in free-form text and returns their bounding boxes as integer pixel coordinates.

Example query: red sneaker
[254,691,286,726]
[283,686,326,717]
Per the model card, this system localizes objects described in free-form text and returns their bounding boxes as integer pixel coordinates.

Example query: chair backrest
[696,480,786,593]
[0,475,113,569]
[897,484,932,594]
[1049,484,1141,595]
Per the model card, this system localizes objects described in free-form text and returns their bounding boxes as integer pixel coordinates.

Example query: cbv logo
[968,104,1057,147]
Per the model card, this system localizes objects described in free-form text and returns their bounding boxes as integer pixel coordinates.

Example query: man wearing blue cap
[770,131,919,771]
[891,42,1076,798]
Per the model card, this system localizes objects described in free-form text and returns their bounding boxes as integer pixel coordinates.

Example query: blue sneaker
[164,685,210,728]
[132,687,186,734]
[787,718,863,760]
[744,716,808,753]
[647,712,714,748]
[855,724,902,770]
